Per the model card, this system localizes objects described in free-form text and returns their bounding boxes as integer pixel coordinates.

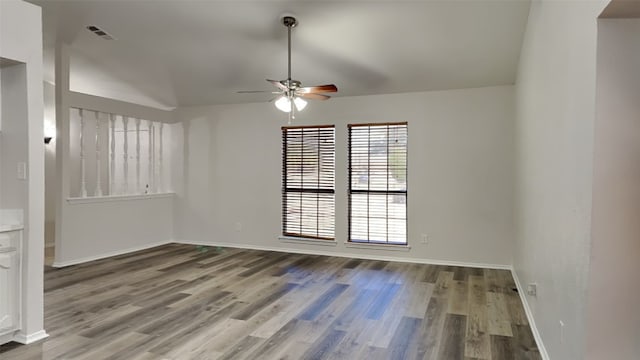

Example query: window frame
[348,122,408,245]
[281,124,336,241]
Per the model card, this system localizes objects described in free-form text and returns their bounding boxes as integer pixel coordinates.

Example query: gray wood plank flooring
[0,244,541,359]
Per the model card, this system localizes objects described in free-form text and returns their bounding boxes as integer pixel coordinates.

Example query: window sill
[67,192,175,205]
[344,242,411,251]
[279,236,337,247]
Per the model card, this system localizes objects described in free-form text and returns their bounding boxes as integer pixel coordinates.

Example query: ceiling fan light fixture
[275,96,292,112]
[294,97,307,111]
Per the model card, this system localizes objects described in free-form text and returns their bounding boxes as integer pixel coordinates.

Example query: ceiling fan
[237,16,338,122]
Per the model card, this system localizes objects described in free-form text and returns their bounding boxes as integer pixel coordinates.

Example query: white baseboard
[49,238,509,270]
[511,268,550,360]
[13,329,49,344]
[52,240,172,268]
[174,239,511,270]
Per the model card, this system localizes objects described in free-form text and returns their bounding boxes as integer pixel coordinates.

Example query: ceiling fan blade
[266,79,288,91]
[299,93,331,101]
[298,84,338,94]
[236,90,272,94]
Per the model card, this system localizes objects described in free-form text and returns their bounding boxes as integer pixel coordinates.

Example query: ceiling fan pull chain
[290,97,295,124]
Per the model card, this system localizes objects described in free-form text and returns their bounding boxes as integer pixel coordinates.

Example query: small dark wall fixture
[44,137,52,144]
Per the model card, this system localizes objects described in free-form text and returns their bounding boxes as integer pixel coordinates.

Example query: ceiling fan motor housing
[285,79,301,90]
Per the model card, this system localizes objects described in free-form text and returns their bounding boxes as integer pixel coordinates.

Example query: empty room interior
[0,0,639,359]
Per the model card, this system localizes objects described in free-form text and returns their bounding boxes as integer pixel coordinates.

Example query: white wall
[586,19,640,360]
[1,64,28,213]
[0,0,46,342]
[0,66,3,208]
[53,58,178,265]
[174,85,515,266]
[55,195,174,266]
[513,1,608,359]
[44,82,55,244]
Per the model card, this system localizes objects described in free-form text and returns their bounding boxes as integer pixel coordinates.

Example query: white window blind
[348,122,408,244]
[282,125,335,240]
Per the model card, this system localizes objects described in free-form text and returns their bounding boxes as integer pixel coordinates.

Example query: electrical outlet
[421,234,428,244]
[527,283,537,297]
[559,320,565,344]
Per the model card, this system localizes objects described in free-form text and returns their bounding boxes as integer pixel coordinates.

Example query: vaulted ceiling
[29,0,531,110]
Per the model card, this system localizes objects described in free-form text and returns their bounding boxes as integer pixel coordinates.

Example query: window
[282,125,335,240]
[348,122,408,244]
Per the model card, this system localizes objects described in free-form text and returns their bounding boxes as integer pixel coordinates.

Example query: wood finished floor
[0,244,540,360]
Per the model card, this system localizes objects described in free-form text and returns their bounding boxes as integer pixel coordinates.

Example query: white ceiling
[29,0,531,110]
[601,0,640,18]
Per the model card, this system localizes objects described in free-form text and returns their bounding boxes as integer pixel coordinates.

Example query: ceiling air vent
[86,25,116,40]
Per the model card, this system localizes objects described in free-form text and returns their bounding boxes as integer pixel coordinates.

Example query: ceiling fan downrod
[237,14,337,121]
[282,16,297,85]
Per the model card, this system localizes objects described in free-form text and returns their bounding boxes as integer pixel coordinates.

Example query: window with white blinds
[348,122,408,245]
[282,125,335,240]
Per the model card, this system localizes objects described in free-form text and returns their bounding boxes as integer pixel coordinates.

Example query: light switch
[17,162,27,180]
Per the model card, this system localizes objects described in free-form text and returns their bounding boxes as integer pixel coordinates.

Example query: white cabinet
[0,230,21,339]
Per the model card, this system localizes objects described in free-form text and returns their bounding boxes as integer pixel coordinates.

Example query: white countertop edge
[67,192,175,204]
[0,224,24,232]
